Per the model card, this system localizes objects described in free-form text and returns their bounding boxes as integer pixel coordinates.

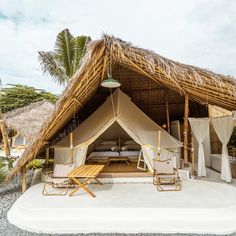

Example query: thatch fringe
[6,34,236,180]
[3,100,54,143]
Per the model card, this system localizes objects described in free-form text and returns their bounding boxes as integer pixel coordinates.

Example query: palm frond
[72,36,91,74]
[38,51,69,85]
[54,29,75,77]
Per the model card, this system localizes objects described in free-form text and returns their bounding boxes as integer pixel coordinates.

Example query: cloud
[0,0,235,94]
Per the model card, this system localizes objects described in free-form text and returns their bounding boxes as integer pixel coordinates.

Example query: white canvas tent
[53,89,182,172]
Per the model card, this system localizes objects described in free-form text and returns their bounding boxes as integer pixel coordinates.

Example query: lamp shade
[101,75,121,88]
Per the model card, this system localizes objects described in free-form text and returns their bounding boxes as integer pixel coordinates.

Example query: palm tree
[38,29,91,85]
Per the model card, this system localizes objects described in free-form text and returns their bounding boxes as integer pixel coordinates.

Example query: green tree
[0,84,58,113]
[38,28,91,85]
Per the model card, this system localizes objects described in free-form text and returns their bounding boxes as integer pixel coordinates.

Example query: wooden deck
[97,162,152,178]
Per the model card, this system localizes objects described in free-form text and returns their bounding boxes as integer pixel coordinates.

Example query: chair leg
[156,177,182,192]
[94,178,103,185]
[42,181,69,196]
[153,172,157,185]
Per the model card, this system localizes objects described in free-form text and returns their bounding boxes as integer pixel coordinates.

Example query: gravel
[0,171,235,236]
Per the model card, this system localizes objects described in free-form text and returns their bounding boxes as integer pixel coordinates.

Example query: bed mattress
[119,151,140,158]
[87,151,120,160]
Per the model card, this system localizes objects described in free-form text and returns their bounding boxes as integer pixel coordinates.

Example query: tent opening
[85,122,148,176]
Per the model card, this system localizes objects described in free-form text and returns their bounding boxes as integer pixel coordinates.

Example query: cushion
[124,140,136,145]
[121,144,140,151]
[111,146,118,151]
[153,160,174,174]
[53,164,74,178]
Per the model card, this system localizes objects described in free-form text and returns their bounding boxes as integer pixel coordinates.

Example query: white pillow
[101,141,117,145]
[111,146,118,151]
[124,140,136,145]
[95,145,113,151]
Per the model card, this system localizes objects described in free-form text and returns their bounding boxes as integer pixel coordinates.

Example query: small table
[106,156,130,166]
[68,165,104,197]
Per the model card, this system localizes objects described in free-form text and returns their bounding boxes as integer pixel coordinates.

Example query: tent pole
[183,94,189,167]
[165,89,170,133]
[21,166,27,193]
[70,132,74,163]
[0,119,11,157]
[157,130,161,160]
[191,133,196,176]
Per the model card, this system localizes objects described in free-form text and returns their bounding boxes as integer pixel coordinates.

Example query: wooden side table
[68,164,105,197]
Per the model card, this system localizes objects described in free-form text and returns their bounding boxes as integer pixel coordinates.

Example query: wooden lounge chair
[153,159,181,191]
[42,164,75,196]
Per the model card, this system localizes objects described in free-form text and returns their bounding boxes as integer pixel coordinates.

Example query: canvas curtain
[211,116,234,182]
[54,89,183,171]
[188,118,209,177]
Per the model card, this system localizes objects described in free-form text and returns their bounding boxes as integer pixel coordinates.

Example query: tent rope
[110,88,116,116]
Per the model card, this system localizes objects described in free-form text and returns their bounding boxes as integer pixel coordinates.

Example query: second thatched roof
[3,100,54,143]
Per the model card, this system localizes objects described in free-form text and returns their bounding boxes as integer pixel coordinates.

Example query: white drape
[211,116,234,182]
[188,118,209,177]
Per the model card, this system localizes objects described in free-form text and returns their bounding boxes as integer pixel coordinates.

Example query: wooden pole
[70,132,74,163]
[183,94,189,167]
[0,119,11,157]
[21,166,27,193]
[45,147,49,166]
[191,134,196,176]
[165,89,170,133]
[157,130,161,160]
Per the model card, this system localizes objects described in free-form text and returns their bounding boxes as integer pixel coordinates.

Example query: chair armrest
[45,170,53,175]
[44,171,54,180]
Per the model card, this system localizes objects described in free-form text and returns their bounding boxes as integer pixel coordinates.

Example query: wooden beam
[21,166,27,193]
[165,89,170,133]
[183,94,189,167]
[191,133,196,176]
[72,97,82,107]
[45,147,49,166]
[0,119,11,157]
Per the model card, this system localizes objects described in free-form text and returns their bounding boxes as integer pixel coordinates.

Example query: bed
[119,150,140,162]
[87,151,119,163]
[86,140,141,164]
[211,154,236,178]
[87,151,140,163]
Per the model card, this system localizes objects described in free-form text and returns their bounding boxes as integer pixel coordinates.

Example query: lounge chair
[153,159,181,191]
[42,163,75,196]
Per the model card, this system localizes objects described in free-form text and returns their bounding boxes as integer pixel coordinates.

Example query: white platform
[8,179,236,235]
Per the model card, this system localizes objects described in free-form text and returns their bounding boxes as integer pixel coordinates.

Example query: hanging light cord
[110,88,116,117]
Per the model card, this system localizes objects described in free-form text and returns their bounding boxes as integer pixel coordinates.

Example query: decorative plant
[0,156,15,183]
[26,159,54,170]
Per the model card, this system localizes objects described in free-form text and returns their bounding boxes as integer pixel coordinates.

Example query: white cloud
[0,0,235,94]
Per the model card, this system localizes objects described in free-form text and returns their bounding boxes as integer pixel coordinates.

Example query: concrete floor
[8,177,236,235]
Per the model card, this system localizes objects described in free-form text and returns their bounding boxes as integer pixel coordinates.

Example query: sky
[0,0,235,94]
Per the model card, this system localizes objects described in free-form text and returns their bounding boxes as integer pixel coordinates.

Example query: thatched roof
[7,34,236,179]
[3,100,54,143]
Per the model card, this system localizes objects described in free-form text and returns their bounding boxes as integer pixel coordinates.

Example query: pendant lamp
[101,74,121,88]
